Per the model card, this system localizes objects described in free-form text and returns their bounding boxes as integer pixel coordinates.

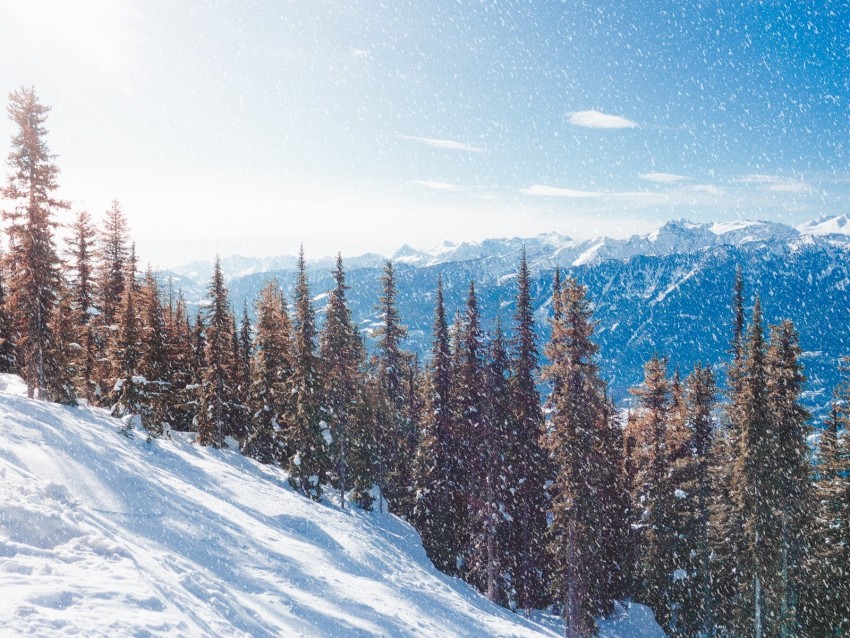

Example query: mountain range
[160,215,850,412]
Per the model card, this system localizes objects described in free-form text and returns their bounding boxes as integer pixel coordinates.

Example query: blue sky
[1,1,848,265]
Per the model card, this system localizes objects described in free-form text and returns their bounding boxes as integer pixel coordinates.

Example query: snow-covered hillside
[0,375,664,637]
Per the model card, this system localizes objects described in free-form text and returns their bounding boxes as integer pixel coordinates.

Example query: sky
[0,0,849,267]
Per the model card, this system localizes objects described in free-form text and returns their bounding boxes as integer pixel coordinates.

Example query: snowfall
[0,374,666,637]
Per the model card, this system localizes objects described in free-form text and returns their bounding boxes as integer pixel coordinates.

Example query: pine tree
[285,247,327,499]
[504,247,550,611]
[196,257,238,447]
[543,277,611,637]
[413,275,461,574]
[1,87,69,401]
[244,280,292,463]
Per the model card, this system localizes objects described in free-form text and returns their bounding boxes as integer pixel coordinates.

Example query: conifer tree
[466,318,510,603]
[244,280,292,463]
[285,247,327,499]
[628,354,673,625]
[66,210,97,399]
[765,319,809,637]
[1,87,69,400]
[46,281,78,406]
[196,258,238,447]
[96,200,129,327]
[799,398,850,636]
[110,261,141,420]
[543,277,611,637]
[319,255,363,509]
[164,291,195,430]
[728,298,773,637]
[0,270,16,374]
[686,363,717,638]
[505,247,550,611]
[413,275,461,574]
[137,268,171,434]
[372,260,413,514]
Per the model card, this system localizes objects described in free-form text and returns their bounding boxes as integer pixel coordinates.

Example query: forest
[2,86,849,638]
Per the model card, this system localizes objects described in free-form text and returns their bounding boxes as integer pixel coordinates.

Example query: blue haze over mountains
[163,216,850,415]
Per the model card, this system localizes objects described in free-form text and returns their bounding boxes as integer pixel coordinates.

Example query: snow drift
[0,374,664,637]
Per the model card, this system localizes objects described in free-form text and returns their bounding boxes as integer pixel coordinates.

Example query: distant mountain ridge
[161,215,850,413]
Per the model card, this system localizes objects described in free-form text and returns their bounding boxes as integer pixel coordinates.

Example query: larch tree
[137,268,171,435]
[1,87,69,401]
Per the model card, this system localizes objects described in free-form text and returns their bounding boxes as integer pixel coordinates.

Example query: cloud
[736,174,811,193]
[520,184,601,198]
[398,135,484,153]
[566,110,638,129]
[408,180,463,192]
[640,172,690,184]
[351,48,370,58]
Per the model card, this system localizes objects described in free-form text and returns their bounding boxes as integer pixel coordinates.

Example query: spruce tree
[372,260,413,515]
[96,200,129,327]
[196,257,238,447]
[66,210,97,399]
[0,270,16,374]
[163,290,195,430]
[505,247,550,611]
[109,261,141,420]
[543,277,611,637]
[1,87,69,400]
[285,247,327,499]
[319,255,364,509]
[413,275,461,574]
[137,268,171,435]
[244,280,293,464]
[628,354,673,626]
[46,281,78,406]
[799,398,850,636]
[765,319,809,637]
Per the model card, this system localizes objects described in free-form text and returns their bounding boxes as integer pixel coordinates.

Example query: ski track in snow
[0,374,665,637]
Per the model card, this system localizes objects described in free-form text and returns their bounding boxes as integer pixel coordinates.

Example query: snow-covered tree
[1,87,69,401]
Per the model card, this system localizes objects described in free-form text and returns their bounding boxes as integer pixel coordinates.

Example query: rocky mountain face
[164,216,850,412]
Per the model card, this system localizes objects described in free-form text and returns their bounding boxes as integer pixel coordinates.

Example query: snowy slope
[0,375,665,637]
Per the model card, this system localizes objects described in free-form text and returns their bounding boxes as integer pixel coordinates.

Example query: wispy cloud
[398,135,484,152]
[520,184,601,198]
[351,48,370,58]
[408,180,463,192]
[566,110,638,129]
[736,174,811,193]
[640,172,690,184]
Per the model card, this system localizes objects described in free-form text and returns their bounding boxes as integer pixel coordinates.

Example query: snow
[0,375,665,636]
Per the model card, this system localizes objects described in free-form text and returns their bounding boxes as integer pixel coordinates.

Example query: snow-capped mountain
[166,216,850,411]
[0,374,665,637]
